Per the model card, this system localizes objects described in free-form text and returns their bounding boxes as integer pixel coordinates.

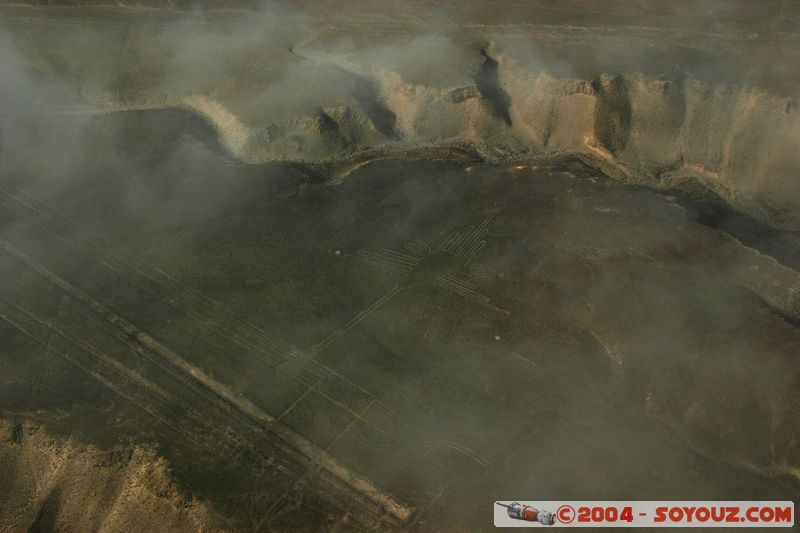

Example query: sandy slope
[0,419,219,532]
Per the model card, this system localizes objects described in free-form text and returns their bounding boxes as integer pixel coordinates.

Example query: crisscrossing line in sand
[319,208,508,355]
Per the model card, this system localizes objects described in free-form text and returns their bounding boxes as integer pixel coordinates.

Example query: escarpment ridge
[171,66,800,232]
[3,2,800,229]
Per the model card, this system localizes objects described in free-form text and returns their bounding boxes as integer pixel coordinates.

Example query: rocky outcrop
[170,57,800,230]
[0,419,218,532]
[3,5,800,228]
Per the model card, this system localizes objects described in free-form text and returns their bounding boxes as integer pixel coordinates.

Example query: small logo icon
[556,504,576,524]
[496,502,556,526]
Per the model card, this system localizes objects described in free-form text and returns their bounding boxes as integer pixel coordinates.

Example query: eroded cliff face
[173,59,800,230]
[0,419,218,532]
[502,67,800,231]
[2,5,799,229]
